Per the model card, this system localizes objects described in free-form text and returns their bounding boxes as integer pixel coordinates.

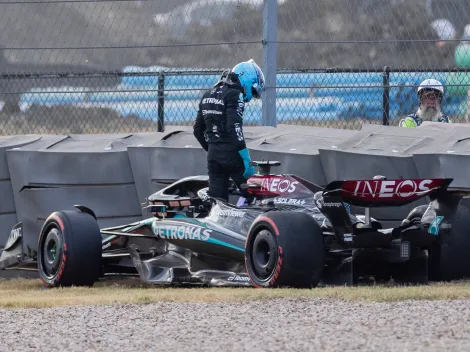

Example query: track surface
[2,298,470,351]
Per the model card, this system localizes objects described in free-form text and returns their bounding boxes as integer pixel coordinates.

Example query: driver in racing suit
[398,79,452,128]
[193,59,265,202]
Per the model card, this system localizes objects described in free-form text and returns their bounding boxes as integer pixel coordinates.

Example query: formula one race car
[2,161,470,288]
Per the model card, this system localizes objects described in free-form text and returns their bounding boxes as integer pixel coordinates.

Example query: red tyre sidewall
[37,212,69,287]
[245,216,284,288]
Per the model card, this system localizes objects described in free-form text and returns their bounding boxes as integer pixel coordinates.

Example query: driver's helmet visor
[248,59,265,99]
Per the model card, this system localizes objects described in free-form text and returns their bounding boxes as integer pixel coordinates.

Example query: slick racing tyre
[429,203,470,281]
[245,211,325,288]
[37,209,102,287]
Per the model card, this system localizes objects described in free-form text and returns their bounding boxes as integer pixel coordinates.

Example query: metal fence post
[158,72,165,132]
[262,0,278,127]
[382,66,390,126]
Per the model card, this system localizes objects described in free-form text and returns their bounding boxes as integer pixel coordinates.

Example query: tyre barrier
[5,133,159,251]
[248,124,359,186]
[0,135,46,250]
[1,121,470,253]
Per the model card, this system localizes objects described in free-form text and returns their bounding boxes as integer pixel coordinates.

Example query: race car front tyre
[37,209,102,287]
[245,211,325,288]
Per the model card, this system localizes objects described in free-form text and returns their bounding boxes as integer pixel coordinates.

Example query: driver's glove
[238,148,255,179]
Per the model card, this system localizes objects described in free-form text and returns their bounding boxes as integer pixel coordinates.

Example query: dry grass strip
[1,278,470,309]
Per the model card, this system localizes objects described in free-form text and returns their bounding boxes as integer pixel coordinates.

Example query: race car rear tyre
[37,209,102,287]
[245,211,325,288]
[429,203,470,281]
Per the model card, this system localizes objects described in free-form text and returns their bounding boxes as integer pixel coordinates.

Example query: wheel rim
[251,229,278,280]
[41,227,63,279]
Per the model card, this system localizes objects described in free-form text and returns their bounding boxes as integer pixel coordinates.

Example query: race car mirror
[147,204,167,213]
[249,160,281,176]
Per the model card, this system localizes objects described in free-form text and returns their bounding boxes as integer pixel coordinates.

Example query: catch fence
[0,0,469,135]
[0,67,469,135]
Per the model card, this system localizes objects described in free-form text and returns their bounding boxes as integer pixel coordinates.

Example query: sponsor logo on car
[227,275,251,282]
[274,197,306,206]
[261,178,299,193]
[4,226,22,251]
[428,216,444,236]
[322,202,343,208]
[154,225,212,241]
[213,208,246,218]
[351,179,434,198]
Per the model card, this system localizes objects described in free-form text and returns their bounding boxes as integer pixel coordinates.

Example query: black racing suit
[193,77,248,202]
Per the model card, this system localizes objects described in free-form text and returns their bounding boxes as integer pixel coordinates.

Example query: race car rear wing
[320,177,470,246]
[322,177,455,207]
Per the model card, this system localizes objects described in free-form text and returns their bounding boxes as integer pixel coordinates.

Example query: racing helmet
[417,78,444,103]
[231,59,265,102]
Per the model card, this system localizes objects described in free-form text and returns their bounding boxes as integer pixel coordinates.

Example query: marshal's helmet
[417,78,444,106]
[231,59,265,102]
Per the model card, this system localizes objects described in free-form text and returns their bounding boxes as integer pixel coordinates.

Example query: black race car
[2,161,470,288]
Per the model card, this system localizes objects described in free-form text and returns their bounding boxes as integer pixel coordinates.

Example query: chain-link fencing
[0,0,469,135]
